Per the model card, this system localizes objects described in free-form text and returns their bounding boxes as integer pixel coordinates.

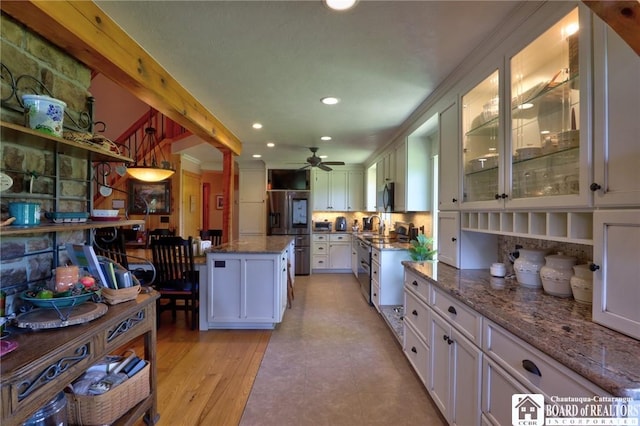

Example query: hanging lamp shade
[126,126,175,182]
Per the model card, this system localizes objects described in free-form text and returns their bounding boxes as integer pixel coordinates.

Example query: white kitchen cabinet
[312,169,363,211]
[206,250,287,329]
[429,310,483,426]
[482,356,532,426]
[312,233,329,270]
[438,211,498,269]
[239,166,266,236]
[439,100,461,211]
[328,233,351,270]
[351,237,358,277]
[403,320,430,386]
[370,246,410,309]
[592,18,640,207]
[593,210,640,340]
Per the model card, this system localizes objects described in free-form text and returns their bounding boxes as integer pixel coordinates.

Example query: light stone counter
[403,261,640,399]
[206,235,294,254]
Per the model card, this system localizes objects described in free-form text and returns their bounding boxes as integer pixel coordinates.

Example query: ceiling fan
[299,147,345,171]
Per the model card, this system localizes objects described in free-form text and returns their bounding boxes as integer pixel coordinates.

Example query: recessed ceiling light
[266,142,275,147]
[252,123,263,129]
[518,103,534,110]
[324,0,358,11]
[252,154,262,158]
[321,97,340,105]
[319,155,328,159]
[540,130,550,135]
[320,136,332,141]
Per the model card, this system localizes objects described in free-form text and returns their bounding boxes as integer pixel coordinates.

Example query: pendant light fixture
[126,116,175,182]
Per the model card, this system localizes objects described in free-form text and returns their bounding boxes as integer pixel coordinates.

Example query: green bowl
[20,289,101,309]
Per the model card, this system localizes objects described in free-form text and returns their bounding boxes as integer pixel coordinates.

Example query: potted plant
[408,234,437,261]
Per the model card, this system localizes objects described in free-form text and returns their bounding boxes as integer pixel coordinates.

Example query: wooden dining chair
[151,236,199,329]
[146,228,175,248]
[94,227,129,269]
[199,229,223,246]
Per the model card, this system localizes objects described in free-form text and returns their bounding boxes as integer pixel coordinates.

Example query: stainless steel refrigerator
[267,190,311,275]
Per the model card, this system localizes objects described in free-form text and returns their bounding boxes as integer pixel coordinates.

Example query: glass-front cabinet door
[462,70,500,204]
[510,7,583,205]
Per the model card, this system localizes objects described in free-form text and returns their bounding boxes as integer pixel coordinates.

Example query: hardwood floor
[131,314,271,425]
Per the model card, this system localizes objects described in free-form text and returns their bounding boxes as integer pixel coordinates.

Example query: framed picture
[216,195,223,210]
[128,180,171,214]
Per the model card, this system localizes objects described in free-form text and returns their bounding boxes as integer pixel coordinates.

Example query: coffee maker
[362,216,373,231]
[334,216,347,232]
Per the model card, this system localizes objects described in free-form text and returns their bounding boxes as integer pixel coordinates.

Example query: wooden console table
[0,291,160,425]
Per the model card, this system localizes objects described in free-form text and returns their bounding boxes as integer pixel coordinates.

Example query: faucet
[369,215,383,235]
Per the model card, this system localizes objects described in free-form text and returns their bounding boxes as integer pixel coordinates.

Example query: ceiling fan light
[321,97,340,105]
[324,0,358,11]
[320,136,332,141]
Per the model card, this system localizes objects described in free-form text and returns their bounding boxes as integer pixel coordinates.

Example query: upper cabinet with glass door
[462,70,501,204]
[510,8,583,205]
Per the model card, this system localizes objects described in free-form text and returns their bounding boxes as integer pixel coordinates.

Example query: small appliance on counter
[334,216,347,232]
[362,216,373,231]
[394,222,414,242]
[313,221,332,232]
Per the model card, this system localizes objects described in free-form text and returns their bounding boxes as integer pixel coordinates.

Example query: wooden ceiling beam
[583,1,640,56]
[1,0,242,156]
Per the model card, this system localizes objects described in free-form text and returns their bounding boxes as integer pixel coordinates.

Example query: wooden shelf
[1,121,133,163]
[0,219,144,236]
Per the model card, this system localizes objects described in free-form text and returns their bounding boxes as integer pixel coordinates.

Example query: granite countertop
[207,235,294,254]
[402,261,640,399]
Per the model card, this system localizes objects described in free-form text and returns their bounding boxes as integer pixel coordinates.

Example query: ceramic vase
[540,253,577,297]
[514,248,547,288]
[570,264,593,304]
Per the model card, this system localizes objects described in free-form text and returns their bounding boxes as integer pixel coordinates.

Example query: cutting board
[15,302,108,329]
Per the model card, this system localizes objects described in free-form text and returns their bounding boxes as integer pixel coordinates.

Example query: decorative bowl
[20,289,101,309]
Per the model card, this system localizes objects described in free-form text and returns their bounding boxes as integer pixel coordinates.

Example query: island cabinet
[0,292,160,425]
[202,237,291,330]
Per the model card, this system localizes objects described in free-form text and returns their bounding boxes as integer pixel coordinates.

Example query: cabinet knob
[451,237,457,242]
[452,198,457,203]
[443,335,453,345]
[373,292,377,297]
[411,346,417,353]
[412,280,418,287]
[522,359,542,377]
[590,183,602,192]
[412,310,418,316]
[589,263,600,272]
[443,334,448,341]
[447,306,457,315]
[495,193,508,199]
[495,193,501,200]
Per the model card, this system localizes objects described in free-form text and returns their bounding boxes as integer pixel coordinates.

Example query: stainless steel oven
[356,239,372,304]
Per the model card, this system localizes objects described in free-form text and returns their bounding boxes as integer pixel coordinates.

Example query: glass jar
[570,263,593,304]
[540,252,577,297]
[513,248,547,288]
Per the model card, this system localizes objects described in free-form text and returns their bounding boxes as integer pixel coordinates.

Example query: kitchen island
[403,262,640,424]
[198,236,294,330]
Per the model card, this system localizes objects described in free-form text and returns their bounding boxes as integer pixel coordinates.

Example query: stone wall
[1,13,92,309]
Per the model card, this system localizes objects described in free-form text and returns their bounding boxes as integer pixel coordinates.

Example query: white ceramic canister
[22,94,66,137]
[540,252,577,297]
[570,263,593,304]
[513,248,547,288]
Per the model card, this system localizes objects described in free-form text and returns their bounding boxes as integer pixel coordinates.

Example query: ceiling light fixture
[267,142,275,147]
[126,121,175,182]
[252,123,263,129]
[321,97,340,105]
[324,0,358,11]
[252,154,262,158]
[320,136,332,141]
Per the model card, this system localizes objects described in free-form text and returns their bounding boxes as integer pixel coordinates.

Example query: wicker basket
[101,285,141,305]
[65,361,150,425]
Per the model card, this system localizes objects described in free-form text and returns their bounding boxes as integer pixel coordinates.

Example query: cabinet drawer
[312,242,328,254]
[372,281,380,309]
[329,233,350,242]
[371,260,380,284]
[312,255,328,269]
[483,320,609,401]
[313,234,329,241]
[371,247,380,263]
[404,289,430,344]
[403,321,429,385]
[404,269,430,303]
[482,356,531,426]
[431,286,482,345]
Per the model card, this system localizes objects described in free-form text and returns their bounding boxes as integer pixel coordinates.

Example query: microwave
[377,182,394,212]
[313,221,332,231]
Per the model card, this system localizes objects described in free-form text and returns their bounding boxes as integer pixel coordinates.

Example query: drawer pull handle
[412,310,418,316]
[589,263,600,272]
[412,280,418,287]
[447,306,457,315]
[522,359,542,377]
[411,346,417,353]
[443,334,453,345]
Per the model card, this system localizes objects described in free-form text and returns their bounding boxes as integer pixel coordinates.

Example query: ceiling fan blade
[322,161,345,166]
[297,164,312,170]
[318,163,332,171]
